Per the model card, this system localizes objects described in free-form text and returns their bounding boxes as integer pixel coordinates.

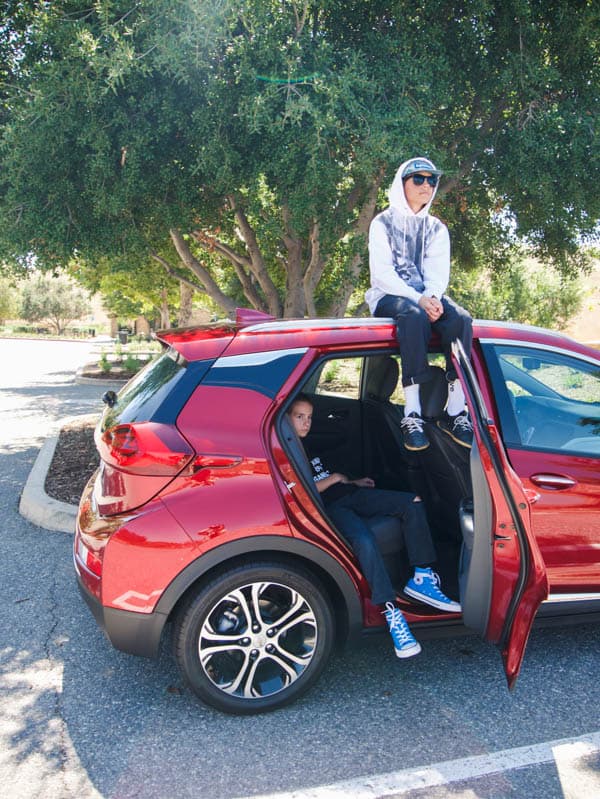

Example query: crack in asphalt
[44,570,71,796]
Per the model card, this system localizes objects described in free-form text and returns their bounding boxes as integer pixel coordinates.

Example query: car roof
[157,312,600,363]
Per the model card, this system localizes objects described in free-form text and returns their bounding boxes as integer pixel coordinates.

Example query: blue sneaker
[404,569,461,613]
[383,602,421,658]
[400,412,430,451]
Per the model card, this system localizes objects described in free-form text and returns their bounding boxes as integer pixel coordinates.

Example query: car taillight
[76,535,104,577]
[98,422,194,475]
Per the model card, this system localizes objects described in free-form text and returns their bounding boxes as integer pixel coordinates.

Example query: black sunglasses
[407,173,438,187]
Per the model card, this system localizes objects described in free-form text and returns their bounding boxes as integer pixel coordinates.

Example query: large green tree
[20,273,90,334]
[1,1,598,318]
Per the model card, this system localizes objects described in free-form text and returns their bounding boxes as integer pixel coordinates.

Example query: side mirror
[102,390,117,407]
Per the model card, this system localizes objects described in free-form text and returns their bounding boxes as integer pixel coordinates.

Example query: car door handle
[530,473,577,490]
[327,411,348,421]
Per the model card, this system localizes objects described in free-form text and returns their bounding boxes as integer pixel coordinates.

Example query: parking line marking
[236,731,600,798]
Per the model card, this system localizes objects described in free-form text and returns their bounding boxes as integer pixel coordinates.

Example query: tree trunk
[178,281,194,326]
[303,219,325,317]
[281,206,306,317]
[160,288,170,329]
[228,196,282,317]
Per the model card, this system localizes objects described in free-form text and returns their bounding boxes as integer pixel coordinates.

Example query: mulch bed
[80,364,138,380]
[44,365,137,505]
[44,419,99,505]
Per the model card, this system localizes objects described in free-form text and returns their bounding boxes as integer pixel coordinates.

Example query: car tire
[173,561,335,715]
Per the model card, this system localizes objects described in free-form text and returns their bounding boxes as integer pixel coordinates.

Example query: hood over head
[388,156,443,217]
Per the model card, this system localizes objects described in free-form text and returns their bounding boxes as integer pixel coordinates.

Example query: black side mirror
[102,390,117,407]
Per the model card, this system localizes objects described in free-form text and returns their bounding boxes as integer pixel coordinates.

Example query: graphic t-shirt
[304,447,357,505]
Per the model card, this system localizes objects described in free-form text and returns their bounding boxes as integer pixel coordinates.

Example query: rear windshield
[101,349,188,429]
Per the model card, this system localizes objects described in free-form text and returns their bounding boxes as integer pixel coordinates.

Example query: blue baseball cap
[402,157,442,178]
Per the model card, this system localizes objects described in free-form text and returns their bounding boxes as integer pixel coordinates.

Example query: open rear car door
[454,341,548,688]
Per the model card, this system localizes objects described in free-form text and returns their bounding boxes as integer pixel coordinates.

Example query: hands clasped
[418,295,443,322]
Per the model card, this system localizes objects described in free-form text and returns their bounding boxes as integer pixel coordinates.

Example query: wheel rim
[198,580,319,700]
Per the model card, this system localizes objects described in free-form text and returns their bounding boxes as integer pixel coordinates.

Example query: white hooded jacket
[365,157,450,313]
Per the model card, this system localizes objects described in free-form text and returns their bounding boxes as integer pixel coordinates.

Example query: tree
[0,274,20,324]
[20,273,90,334]
[71,255,199,329]
[450,258,583,330]
[1,1,598,319]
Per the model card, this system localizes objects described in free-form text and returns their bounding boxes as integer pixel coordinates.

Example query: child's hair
[289,392,312,412]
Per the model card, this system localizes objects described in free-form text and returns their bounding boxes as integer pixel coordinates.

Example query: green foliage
[0,1,598,319]
[98,351,111,373]
[0,274,20,324]
[123,354,142,372]
[450,258,583,330]
[20,272,90,334]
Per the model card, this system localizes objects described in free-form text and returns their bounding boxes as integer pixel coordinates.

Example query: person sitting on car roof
[366,156,473,452]
[288,394,461,660]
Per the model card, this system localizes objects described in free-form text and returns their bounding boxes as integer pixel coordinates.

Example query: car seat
[279,411,409,589]
[362,356,427,497]
[363,357,471,541]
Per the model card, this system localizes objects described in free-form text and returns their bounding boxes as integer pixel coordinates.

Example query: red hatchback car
[74,309,600,714]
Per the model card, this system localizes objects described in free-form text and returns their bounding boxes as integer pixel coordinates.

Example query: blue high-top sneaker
[383,602,422,658]
[404,568,462,612]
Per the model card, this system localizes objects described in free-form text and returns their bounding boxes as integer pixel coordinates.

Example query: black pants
[326,488,437,605]
[375,294,472,387]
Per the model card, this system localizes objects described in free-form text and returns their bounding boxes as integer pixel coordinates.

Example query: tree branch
[441,95,509,197]
[190,229,252,269]
[292,1,310,38]
[190,228,265,311]
[168,228,237,315]
[150,250,206,295]
[228,195,282,316]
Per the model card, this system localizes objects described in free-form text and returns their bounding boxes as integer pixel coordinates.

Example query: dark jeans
[326,488,437,605]
[375,294,472,387]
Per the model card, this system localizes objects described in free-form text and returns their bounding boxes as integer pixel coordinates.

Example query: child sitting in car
[288,394,461,659]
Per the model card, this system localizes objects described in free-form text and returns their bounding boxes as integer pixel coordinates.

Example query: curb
[19,413,99,534]
[75,366,130,385]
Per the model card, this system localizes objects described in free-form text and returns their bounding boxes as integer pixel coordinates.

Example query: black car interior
[281,353,473,607]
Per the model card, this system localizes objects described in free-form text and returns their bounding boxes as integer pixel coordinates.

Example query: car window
[102,349,185,428]
[309,353,448,405]
[313,357,363,400]
[486,344,600,455]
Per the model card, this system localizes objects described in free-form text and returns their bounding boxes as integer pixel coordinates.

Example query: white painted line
[235,731,600,799]
[555,738,600,799]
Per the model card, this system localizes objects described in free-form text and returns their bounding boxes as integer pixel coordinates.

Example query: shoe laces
[415,569,444,595]
[414,568,439,584]
[453,413,472,433]
[401,414,424,434]
[383,602,413,644]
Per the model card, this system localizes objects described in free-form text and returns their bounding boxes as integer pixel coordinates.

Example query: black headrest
[365,356,399,402]
[420,366,448,420]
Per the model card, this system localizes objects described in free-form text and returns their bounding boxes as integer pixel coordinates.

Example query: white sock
[404,384,421,416]
[446,379,466,416]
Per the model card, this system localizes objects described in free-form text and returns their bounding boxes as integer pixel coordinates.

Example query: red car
[74,309,600,714]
